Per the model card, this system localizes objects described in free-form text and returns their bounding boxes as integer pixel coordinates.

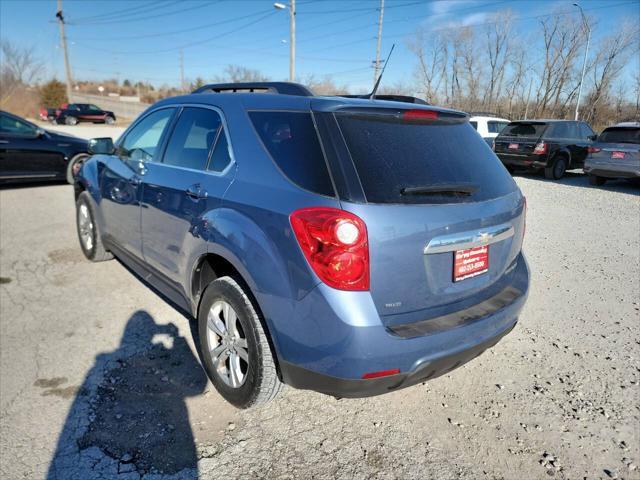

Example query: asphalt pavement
[0,167,638,479]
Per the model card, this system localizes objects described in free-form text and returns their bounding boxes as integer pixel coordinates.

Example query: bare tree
[0,41,43,103]
[298,74,348,95]
[483,11,513,111]
[408,29,445,103]
[213,65,269,83]
[583,23,639,123]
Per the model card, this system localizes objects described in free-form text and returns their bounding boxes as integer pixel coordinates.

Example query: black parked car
[493,119,595,179]
[55,103,116,126]
[0,110,90,184]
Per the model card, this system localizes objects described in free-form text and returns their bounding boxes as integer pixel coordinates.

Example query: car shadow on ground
[0,180,69,190]
[46,310,207,479]
[511,170,640,196]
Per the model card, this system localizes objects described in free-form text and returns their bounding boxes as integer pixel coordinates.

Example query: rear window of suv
[249,111,334,197]
[500,122,547,138]
[598,127,640,144]
[336,115,515,204]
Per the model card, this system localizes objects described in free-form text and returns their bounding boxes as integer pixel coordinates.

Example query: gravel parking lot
[1,171,638,479]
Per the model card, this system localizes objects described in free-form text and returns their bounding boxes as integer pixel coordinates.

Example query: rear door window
[488,121,508,134]
[500,122,547,138]
[336,115,515,204]
[547,123,570,139]
[580,123,595,139]
[163,107,222,171]
[249,111,334,196]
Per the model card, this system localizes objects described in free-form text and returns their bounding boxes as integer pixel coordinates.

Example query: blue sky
[1,0,639,92]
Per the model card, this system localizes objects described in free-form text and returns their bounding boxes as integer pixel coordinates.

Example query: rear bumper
[497,153,545,168]
[584,163,640,178]
[268,253,529,398]
[280,323,515,397]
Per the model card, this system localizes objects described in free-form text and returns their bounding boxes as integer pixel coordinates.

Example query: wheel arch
[191,252,284,378]
[552,148,572,168]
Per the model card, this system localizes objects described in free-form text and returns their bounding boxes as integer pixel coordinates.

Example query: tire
[76,192,113,262]
[65,116,78,126]
[105,116,115,125]
[589,174,606,186]
[198,276,283,408]
[66,153,90,184]
[545,156,567,180]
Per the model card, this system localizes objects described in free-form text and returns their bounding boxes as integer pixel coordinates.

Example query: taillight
[587,146,601,153]
[402,109,438,121]
[290,207,369,291]
[55,109,61,116]
[533,142,547,154]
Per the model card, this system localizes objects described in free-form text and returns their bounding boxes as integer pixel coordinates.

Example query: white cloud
[429,0,475,16]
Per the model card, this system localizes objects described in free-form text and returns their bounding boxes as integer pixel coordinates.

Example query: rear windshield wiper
[400,184,479,196]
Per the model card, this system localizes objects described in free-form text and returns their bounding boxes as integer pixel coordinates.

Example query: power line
[68,1,217,26]
[68,1,175,23]
[72,8,276,42]
[301,0,637,55]
[71,10,280,55]
[301,0,422,15]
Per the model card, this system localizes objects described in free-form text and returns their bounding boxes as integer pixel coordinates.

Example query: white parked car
[469,115,510,146]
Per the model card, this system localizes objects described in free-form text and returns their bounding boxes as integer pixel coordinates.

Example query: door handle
[0,140,9,144]
[186,184,208,200]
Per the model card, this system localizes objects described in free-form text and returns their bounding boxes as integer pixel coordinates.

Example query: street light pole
[274,1,295,82]
[573,3,590,121]
[373,0,385,87]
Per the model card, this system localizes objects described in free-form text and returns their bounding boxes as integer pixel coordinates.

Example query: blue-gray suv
[75,82,529,408]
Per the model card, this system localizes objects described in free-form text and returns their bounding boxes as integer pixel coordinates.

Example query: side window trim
[159,103,236,176]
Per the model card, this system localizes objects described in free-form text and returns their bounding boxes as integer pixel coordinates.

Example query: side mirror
[35,128,46,138]
[588,134,598,141]
[88,137,115,155]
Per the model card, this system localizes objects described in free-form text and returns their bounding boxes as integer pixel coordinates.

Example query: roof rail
[192,82,314,97]
[339,94,428,105]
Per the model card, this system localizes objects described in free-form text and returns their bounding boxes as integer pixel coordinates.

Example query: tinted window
[598,127,640,144]
[488,121,508,134]
[164,107,222,171]
[208,129,232,172]
[580,123,595,138]
[0,114,36,135]
[336,116,515,204]
[470,121,478,130]
[249,111,334,196]
[547,122,572,139]
[119,108,174,162]
[501,122,547,138]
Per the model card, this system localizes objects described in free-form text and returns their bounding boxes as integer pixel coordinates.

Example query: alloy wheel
[78,204,94,251]
[206,300,249,388]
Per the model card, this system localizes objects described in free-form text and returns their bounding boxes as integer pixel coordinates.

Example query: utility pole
[373,0,385,87]
[573,3,590,121]
[289,0,296,82]
[179,49,185,92]
[56,0,74,101]
[274,1,295,81]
